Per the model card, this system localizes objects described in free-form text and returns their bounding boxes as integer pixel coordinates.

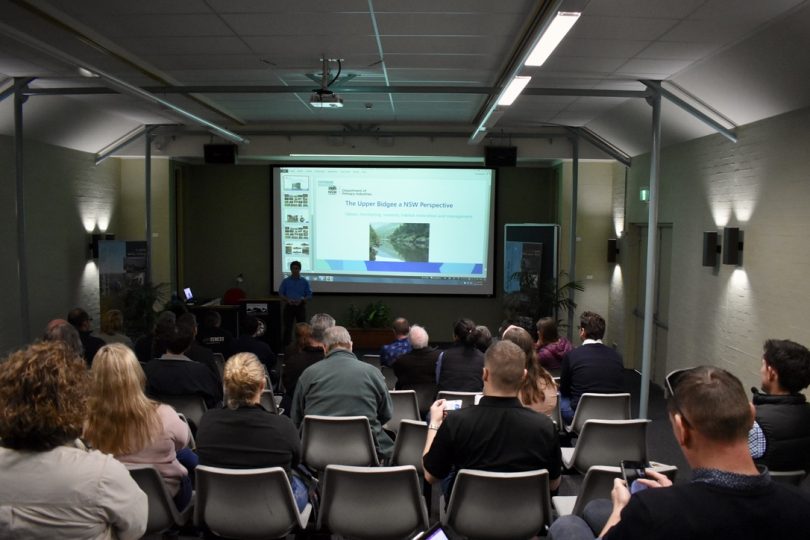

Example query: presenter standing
[279,261,312,346]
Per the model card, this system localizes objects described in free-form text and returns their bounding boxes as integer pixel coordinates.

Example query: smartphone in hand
[621,460,650,494]
[444,400,463,411]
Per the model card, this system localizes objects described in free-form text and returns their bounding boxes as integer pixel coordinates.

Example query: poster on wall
[98,240,148,313]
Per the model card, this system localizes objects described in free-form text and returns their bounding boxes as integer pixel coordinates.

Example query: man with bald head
[291,325,394,459]
[380,316,412,366]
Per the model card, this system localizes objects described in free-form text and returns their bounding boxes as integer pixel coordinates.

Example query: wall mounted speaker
[204,144,237,164]
[484,146,517,167]
[607,238,619,263]
[702,231,719,266]
[722,227,742,265]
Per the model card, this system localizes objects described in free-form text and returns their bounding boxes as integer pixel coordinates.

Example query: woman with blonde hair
[502,325,558,416]
[95,309,134,348]
[84,343,194,509]
[196,352,307,510]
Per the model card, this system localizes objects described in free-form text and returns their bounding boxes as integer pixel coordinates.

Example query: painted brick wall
[618,106,810,394]
[0,136,120,354]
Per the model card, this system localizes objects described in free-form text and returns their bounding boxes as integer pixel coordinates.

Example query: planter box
[347,327,393,350]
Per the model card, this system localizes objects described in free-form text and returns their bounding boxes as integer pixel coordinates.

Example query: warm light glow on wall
[711,204,732,228]
[728,267,750,291]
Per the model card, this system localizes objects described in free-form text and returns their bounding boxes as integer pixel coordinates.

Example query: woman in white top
[84,343,195,509]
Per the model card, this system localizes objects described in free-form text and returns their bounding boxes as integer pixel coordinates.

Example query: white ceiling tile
[243,35,379,58]
[207,0,370,13]
[58,0,212,15]
[615,58,693,77]
[555,38,649,59]
[582,0,705,19]
[375,13,521,36]
[635,41,720,61]
[372,0,534,14]
[538,56,628,75]
[689,0,805,23]
[569,16,678,41]
[120,37,252,55]
[384,54,500,71]
[70,14,233,37]
[221,13,374,36]
[381,36,494,55]
[660,19,758,44]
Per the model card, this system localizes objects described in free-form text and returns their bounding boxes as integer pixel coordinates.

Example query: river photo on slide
[369,222,430,262]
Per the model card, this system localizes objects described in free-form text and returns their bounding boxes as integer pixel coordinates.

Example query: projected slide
[272,167,496,295]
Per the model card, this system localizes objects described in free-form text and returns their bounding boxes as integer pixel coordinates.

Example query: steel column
[13,78,31,343]
[567,134,579,340]
[639,89,663,419]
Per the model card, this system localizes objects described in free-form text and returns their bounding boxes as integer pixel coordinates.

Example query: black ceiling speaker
[204,144,237,164]
[485,146,517,168]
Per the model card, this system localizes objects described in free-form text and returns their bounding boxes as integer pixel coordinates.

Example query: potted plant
[503,271,583,329]
[344,300,393,350]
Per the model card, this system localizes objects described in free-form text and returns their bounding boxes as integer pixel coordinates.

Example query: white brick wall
[617,106,810,395]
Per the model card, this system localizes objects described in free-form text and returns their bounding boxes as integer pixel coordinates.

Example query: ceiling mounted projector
[310,89,344,108]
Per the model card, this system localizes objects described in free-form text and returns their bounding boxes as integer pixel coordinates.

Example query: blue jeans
[291,475,309,512]
[560,395,575,425]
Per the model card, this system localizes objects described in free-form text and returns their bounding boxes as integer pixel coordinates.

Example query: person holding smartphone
[422,340,561,499]
[548,367,810,540]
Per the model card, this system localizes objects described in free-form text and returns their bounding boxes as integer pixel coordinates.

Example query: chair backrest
[259,389,279,414]
[568,419,650,475]
[569,463,677,516]
[381,365,397,390]
[770,470,807,486]
[437,391,481,409]
[385,390,421,432]
[301,415,380,470]
[194,465,310,540]
[391,420,428,474]
[410,383,438,418]
[176,412,196,450]
[318,464,428,540]
[128,464,190,535]
[212,352,225,380]
[569,393,631,434]
[443,469,552,540]
[361,354,382,369]
[154,394,207,430]
[551,392,563,431]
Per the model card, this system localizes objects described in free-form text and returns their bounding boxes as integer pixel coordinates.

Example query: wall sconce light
[607,238,620,263]
[702,231,720,267]
[722,227,743,265]
[639,187,650,202]
[88,233,115,259]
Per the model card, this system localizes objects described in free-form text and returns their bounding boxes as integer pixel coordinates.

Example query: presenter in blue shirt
[279,261,312,345]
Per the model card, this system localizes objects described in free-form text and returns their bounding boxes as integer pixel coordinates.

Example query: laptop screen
[183,287,193,301]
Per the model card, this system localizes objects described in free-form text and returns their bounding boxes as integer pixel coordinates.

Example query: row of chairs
[130,462,557,540]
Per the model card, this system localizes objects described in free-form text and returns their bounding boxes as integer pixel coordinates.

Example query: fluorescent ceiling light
[525,11,580,67]
[497,76,531,106]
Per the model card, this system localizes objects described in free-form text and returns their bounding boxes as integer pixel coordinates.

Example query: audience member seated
[536,317,572,372]
[196,353,308,511]
[93,308,134,348]
[503,325,558,417]
[68,307,106,367]
[380,316,412,366]
[134,311,177,364]
[282,313,333,397]
[0,341,147,539]
[233,315,278,387]
[749,339,810,472]
[559,311,624,424]
[43,318,84,358]
[474,324,493,353]
[144,323,223,409]
[549,366,810,540]
[394,324,441,391]
[285,321,313,356]
[436,318,486,393]
[196,309,235,358]
[292,326,394,460]
[84,344,195,510]
[177,312,221,383]
[423,340,562,497]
